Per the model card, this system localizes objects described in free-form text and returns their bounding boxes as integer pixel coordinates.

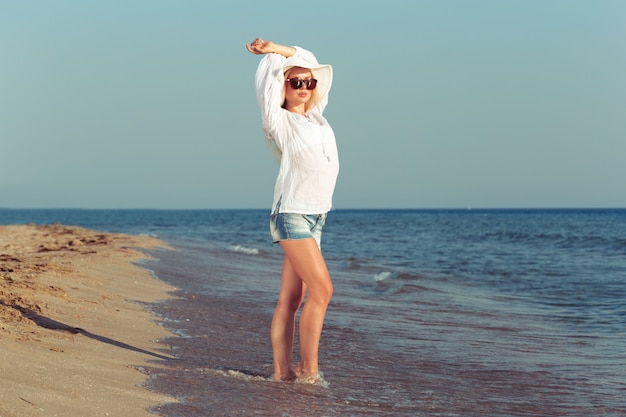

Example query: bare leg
[279,238,333,379]
[271,255,305,380]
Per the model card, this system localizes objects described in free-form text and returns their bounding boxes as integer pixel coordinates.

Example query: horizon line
[1,207,625,211]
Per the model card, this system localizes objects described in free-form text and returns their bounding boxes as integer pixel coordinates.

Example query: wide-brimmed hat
[282,53,333,100]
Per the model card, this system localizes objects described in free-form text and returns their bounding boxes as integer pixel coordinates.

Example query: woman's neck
[284,103,307,116]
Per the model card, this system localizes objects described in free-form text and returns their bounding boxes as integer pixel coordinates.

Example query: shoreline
[0,224,178,417]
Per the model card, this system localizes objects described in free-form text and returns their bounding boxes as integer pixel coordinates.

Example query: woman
[246,38,339,384]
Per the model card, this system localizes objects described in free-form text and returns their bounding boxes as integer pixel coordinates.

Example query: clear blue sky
[1,0,625,209]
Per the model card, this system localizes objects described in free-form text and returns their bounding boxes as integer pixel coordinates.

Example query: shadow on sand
[3,301,174,361]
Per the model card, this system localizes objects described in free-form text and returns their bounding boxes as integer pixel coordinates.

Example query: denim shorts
[270,212,327,249]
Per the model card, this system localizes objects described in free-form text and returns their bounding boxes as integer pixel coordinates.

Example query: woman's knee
[309,281,333,305]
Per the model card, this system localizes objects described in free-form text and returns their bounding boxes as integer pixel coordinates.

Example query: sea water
[1,209,625,416]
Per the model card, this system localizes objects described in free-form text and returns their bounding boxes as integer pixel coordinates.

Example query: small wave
[226,244,259,255]
[197,367,268,382]
[375,270,428,283]
[195,367,329,387]
[374,271,393,282]
[371,270,440,297]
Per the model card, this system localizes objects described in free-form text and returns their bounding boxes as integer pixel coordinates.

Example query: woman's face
[284,67,314,109]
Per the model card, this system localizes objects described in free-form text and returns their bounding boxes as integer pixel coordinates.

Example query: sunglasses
[285,78,318,90]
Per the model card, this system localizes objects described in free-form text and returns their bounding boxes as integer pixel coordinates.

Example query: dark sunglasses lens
[289,79,303,89]
[306,79,317,90]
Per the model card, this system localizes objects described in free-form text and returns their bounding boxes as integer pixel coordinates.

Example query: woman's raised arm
[246,38,296,58]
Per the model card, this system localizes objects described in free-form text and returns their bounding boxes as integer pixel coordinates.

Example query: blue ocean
[1,208,625,416]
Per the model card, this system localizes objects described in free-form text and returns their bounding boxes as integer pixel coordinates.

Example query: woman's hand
[246,38,274,55]
[246,38,295,58]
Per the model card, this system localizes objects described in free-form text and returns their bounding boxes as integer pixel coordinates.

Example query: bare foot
[295,372,329,387]
[294,364,328,387]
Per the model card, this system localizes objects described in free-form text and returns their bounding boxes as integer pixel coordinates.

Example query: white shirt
[255,47,339,214]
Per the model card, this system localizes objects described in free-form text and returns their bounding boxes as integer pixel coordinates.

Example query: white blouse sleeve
[255,46,307,150]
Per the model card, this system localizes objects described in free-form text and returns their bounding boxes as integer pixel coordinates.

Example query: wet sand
[0,224,177,417]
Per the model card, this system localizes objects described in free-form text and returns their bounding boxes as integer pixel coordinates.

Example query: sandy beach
[0,224,177,417]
